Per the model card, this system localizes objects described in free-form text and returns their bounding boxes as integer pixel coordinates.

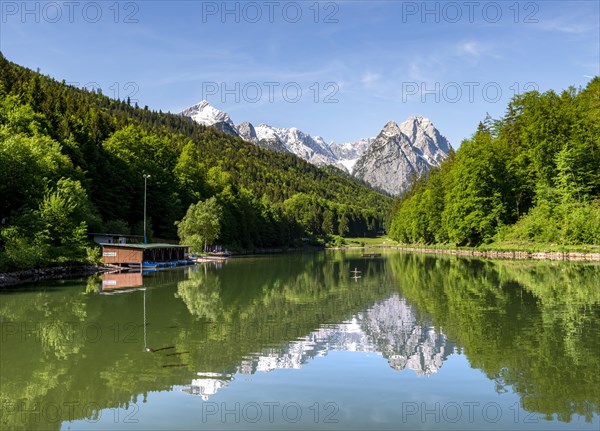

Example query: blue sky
[1,1,598,147]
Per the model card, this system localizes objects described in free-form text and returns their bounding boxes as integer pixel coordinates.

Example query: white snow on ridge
[180,100,236,128]
[179,101,450,185]
[254,124,338,167]
[340,158,359,172]
[254,123,281,142]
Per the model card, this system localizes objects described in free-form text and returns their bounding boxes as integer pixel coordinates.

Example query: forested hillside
[389,78,600,247]
[0,53,391,270]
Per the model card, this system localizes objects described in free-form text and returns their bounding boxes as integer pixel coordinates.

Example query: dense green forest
[389,78,600,247]
[0,53,391,270]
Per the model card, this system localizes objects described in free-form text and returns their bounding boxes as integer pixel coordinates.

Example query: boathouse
[101,243,189,266]
[90,233,143,245]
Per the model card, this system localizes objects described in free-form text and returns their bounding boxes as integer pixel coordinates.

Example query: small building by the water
[101,243,189,266]
[90,233,143,245]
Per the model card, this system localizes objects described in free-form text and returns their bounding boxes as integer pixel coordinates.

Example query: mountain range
[180,100,451,195]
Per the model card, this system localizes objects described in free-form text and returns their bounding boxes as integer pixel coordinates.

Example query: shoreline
[329,245,600,261]
[0,246,322,287]
[0,265,108,288]
[2,244,598,287]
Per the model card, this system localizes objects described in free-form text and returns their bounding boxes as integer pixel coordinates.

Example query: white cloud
[458,41,482,57]
[536,19,594,34]
[361,72,380,86]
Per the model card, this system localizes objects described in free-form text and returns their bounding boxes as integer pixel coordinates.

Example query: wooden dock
[194,255,229,263]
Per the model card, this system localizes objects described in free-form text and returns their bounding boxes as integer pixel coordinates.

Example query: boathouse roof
[99,243,189,249]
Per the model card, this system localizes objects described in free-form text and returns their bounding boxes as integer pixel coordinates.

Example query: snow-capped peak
[180,100,226,125]
[179,100,241,137]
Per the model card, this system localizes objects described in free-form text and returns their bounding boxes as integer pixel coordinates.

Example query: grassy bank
[343,236,400,247]
[331,236,600,260]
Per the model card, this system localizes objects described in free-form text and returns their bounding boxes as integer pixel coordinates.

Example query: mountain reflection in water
[186,294,453,399]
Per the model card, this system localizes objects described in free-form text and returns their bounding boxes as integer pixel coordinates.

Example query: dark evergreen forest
[0,53,391,270]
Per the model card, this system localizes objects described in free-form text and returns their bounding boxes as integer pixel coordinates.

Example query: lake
[1,251,599,430]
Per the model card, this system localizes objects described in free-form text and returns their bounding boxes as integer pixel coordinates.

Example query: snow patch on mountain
[330,137,375,171]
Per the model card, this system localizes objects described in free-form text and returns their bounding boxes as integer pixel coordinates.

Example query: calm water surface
[1,251,599,430]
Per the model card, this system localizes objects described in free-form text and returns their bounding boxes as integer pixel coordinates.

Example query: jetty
[195,255,228,263]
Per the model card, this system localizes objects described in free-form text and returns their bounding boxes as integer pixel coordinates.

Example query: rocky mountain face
[353,117,451,196]
[180,101,450,195]
[398,115,451,165]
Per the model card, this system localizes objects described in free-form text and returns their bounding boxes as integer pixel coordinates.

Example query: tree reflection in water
[0,253,598,430]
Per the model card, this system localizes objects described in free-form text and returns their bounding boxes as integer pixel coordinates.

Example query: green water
[1,251,599,430]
